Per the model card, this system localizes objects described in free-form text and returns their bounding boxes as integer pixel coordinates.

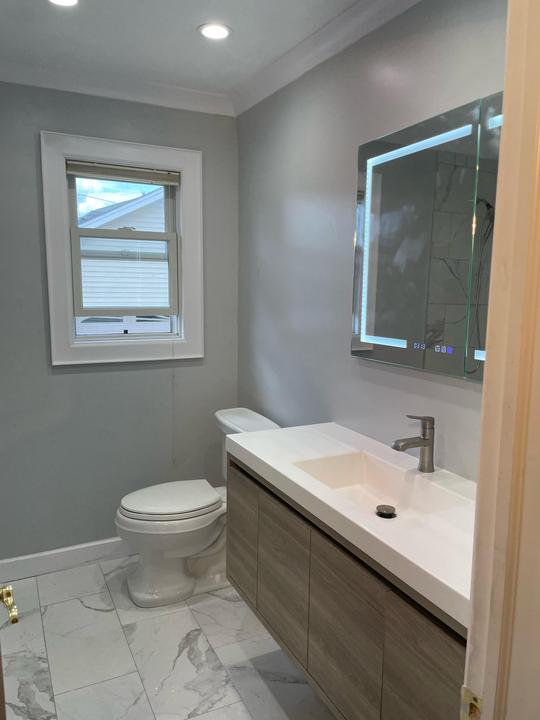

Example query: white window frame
[67,161,180,318]
[41,132,203,365]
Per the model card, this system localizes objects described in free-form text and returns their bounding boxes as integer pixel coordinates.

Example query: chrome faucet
[392,415,435,473]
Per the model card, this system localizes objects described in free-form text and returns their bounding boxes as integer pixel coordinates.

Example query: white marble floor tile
[42,590,136,695]
[37,564,106,606]
[101,556,189,626]
[216,636,333,720]
[54,672,154,720]
[125,608,239,719]
[187,587,268,650]
[185,701,253,720]
[0,578,57,720]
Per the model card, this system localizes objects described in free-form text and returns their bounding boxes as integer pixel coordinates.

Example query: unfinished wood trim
[0,649,4,720]
[464,0,540,716]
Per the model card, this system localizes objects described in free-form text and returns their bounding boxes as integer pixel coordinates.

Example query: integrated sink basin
[226,422,476,629]
[294,451,411,511]
[294,450,474,535]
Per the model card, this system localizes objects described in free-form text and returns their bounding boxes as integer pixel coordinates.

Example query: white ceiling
[0,0,420,115]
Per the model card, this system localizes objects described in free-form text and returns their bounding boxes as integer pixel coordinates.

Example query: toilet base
[127,554,196,607]
[126,525,228,608]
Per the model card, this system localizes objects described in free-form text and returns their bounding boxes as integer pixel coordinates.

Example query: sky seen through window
[76,177,159,219]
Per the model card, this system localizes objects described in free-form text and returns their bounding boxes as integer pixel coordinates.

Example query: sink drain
[376,504,397,519]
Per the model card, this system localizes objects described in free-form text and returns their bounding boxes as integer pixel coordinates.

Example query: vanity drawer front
[381,591,465,720]
[308,529,385,720]
[226,464,259,605]
[257,489,311,666]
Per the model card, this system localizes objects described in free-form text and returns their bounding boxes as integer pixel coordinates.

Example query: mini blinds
[67,161,180,317]
[66,161,181,186]
[79,238,170,310]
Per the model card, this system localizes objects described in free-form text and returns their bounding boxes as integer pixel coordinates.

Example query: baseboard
[0,537,131,582]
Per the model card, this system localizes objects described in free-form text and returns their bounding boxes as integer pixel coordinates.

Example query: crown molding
[0,0,420,117]
[230,0,422,115]
[0,60,235,117]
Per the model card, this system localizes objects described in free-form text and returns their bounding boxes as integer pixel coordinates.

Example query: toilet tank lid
[120,479,221,516]
[214,407,280,434]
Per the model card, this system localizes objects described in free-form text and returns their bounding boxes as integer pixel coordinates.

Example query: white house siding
[97,198,166,232]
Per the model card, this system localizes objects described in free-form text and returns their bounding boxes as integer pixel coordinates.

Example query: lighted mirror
[351,93,502,380]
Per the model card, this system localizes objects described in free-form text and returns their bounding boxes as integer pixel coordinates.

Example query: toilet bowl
[115,408,279,608]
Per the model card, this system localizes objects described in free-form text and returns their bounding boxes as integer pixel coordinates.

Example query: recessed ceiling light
[49,0,78,5]
[198,23,230,40]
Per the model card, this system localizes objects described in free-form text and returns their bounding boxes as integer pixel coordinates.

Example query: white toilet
[115,408,279,607]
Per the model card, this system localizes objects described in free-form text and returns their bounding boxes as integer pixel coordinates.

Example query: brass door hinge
[461,686,482,719]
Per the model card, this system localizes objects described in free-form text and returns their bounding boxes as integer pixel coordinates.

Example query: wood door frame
[464,0,540,717]
[0,649,5,720]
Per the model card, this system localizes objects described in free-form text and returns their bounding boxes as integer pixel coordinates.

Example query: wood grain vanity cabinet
[309,529,385,720]
[226,464,259,605]
[226,459,466,720]
[257,490,310,665]
[381,591,466,720]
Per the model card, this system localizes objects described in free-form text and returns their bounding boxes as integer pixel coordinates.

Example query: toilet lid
[120,480,222,520]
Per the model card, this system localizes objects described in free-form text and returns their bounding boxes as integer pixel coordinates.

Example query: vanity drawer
[257,489,311,666]
[308,529,385,720]
[226,463,259,605]
[381,590,466,720]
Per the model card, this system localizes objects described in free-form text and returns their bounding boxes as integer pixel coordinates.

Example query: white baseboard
[0,537,131,582]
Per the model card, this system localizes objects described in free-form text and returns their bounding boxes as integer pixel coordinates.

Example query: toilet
[115,408,280,607]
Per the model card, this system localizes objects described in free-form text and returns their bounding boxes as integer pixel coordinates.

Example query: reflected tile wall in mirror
[352,93,502,380]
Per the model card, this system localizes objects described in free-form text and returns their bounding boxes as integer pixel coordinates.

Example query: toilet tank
[214,408,280,480]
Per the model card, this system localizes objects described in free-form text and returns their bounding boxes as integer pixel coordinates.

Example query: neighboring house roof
[79,187,163,228]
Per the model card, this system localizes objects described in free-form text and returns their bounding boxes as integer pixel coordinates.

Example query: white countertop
[226,422,476,629]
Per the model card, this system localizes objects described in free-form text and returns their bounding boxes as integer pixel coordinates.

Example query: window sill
[52,335,203,366]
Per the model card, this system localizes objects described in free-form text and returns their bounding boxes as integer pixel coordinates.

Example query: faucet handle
[406,414,435,428]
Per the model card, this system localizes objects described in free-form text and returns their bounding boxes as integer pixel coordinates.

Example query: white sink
[294,451,412,508]
[294,451,473,534]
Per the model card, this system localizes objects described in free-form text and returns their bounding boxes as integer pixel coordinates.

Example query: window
[67,163,179,337]
[41,133,203,364]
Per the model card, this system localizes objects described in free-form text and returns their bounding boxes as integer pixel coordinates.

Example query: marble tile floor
[0,558,334,720]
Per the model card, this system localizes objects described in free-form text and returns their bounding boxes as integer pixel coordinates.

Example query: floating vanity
[226,423,475,720]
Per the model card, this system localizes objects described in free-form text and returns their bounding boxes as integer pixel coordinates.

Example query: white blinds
[66,161,180,186]
[79,238,170,311]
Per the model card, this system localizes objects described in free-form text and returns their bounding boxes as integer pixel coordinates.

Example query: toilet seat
[119,479,223,522]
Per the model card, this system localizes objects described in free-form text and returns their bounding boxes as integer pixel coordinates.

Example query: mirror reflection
[352,93,502,380]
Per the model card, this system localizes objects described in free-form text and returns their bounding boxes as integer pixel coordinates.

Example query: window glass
[75,315,177,337]
[76,177,167,232]
[78,237,170,311]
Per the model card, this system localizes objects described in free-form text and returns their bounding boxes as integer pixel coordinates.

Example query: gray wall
[237,0,507,480]
[0,82,238,558]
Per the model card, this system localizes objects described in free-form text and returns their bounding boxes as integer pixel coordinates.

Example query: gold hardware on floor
[0,584,18,624]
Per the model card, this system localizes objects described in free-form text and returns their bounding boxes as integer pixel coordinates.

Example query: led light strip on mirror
[361,124,474,349]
